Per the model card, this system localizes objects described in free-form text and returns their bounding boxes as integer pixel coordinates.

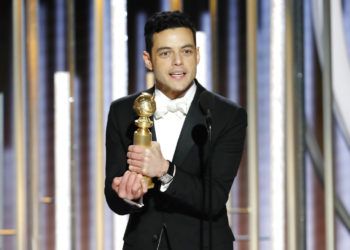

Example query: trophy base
[144,176,154,189]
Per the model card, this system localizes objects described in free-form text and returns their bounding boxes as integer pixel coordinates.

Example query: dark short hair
[144,11,197,53]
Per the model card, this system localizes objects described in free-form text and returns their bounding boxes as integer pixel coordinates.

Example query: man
[105,11,247,250]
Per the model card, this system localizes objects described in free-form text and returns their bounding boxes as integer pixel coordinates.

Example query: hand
[112,170,148,200]
[127,141,169,178]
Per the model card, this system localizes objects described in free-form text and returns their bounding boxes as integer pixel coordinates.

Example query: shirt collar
[154,82,197,119]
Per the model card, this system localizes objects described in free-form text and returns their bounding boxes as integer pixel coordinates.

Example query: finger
[131,176,142,195]
[127,151,144,161]
[118,171,131,198]
[143,148,151,157]
[112,177,121,185]
[151,141,162,152]
[128,145,145,153]
[112,177,121,191]
[128,164,143,174]
[139,174,148,193]
[151,141,159,147]
[126,172,137,199]
[127,158,143,168]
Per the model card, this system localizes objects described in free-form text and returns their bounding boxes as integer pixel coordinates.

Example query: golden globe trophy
[133,92,156,189]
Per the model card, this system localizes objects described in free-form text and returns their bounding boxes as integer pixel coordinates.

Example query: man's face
[143,27,200,99]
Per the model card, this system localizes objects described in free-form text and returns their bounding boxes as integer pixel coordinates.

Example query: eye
[183,48,194,55]
[159,50,171,58]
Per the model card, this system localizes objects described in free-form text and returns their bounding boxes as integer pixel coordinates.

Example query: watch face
[160,174,173,184]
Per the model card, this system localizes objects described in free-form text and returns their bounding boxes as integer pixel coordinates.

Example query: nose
[173,52,183,65]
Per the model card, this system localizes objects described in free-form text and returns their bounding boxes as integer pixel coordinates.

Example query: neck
[156,81,194,100]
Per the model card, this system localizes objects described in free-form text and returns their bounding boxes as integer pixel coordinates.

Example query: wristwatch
[159,161,175,184]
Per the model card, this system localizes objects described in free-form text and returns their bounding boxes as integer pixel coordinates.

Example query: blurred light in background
[54,72,72,250]
[110,1,128,249]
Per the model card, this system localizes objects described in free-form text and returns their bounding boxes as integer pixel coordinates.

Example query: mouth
[169,71,186,79]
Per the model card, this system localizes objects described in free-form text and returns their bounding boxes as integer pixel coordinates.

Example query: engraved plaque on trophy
[133,92,156,189]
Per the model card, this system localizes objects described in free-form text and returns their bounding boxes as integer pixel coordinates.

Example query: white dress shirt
[154,83,197,191]
[154,83,196,161]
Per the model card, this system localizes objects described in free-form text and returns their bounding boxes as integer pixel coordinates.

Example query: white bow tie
[154,99,188,119]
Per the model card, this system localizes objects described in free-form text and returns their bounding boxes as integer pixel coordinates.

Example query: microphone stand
[156,223,172,250]
[206,109,213,250]
[199,91,214,250]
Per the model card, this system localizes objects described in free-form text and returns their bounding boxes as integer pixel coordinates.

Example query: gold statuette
[133,92,156,189]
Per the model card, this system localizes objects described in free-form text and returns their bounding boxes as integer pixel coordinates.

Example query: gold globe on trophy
[133,92,156,189]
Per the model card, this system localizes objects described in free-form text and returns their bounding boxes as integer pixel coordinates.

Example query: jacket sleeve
[104,102,142,215]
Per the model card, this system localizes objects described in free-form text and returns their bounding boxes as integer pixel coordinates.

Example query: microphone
[199,91,214,250]
[199,91,214,132]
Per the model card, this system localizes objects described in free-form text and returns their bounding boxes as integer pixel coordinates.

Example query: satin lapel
[151,116,157,141]
[172,83,206,166]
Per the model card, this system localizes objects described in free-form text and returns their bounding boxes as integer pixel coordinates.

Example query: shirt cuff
[123,196,144,208]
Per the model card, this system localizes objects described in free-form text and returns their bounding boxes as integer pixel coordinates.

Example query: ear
[143,51,153,71]
[196,47,200,65]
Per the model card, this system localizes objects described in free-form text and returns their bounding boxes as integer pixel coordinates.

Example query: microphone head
[199,91,214,114]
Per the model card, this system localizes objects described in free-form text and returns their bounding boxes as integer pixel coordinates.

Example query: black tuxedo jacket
[105,81,247,250]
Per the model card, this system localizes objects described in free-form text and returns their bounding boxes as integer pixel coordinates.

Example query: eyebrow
[156,44,195,53]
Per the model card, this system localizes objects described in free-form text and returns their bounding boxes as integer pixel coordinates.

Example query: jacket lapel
[172,83,206,166]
